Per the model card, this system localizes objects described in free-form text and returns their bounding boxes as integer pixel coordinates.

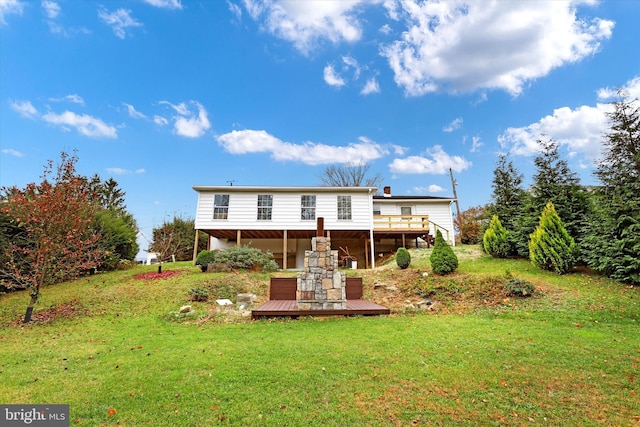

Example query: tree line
[456,92,639,285]
[0,151,206,322]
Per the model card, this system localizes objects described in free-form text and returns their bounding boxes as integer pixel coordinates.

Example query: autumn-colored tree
[0,152,102,322]
[454,205,487,244]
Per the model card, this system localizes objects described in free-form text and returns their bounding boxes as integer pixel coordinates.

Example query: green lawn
[1,248,638,426]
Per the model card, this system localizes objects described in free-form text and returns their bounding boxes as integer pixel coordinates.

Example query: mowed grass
[0,248,638,426]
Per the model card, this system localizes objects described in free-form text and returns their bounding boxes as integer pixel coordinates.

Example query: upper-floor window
[337,195,352,220]
[213,194,229,220]
[301,195,316,220]
[401,206,412,219]
[257,194,273,220]
[373,204,381,216]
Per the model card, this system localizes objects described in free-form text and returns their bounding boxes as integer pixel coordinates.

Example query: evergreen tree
[87,175,139,268]
[584,92,640,284]
[529,201,576,274]
[483,215,511,258]
[518,138,592,260]
[430,229,458,275]
[487,154,526,255]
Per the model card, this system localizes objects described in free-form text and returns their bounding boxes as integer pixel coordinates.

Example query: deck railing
[373,214,430,231]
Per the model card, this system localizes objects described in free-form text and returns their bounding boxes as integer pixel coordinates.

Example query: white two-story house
[193,185,455,269]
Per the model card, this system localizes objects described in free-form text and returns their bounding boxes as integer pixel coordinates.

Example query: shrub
[529,201,576,274]
[197,246,279,272]
[483,215,511,258]
[505,272,535,297]
[430,230,458,275]
[395,247,411,269]
[189,286,209,302]
[195,250,217,272]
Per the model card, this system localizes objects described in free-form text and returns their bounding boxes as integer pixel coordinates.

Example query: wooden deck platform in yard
[251,277,390,319]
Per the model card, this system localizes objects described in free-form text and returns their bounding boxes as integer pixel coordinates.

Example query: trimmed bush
[529,201,576,274]
[195,250,217,272]
[483,215,511,258]
[430,230,458,275]
[395,247,411,269]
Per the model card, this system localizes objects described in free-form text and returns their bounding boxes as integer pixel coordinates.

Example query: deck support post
[192,229,199,265]
[283,229,288,270]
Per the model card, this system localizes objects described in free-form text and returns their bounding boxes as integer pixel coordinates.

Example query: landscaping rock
[236,293,256,307]
[179,305,192,314]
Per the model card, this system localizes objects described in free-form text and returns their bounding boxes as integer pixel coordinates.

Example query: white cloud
[1,148,24,157]
[42,110,117,138]
[41,0,59,19]
[598,76,640,101]
[361,78,380,95]
[106,167,146,175]
[323,64,346,87]
[10,100,38,119]
[381,1,614,96]
[142,0,182,9]
[154,115,169,126]
[160,100,211,137]
[228,1,242,21]
[243,0,367,55]
[413,184,446,193]
[0,0,23,25]
[106,167,129,175]
[49,94,85,105]
[217,129,389,165]
[123,102,146,119]
[389,145,472,174]
[98,7,142,39]
[470,135,483,153]
[498,104,609,159]
[443,117,462,132]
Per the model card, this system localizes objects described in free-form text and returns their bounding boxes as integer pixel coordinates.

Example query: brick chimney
[383,186,391,197]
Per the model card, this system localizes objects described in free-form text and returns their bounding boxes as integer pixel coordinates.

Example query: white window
[213,194,230,220]
[257,194,273,221]
[337,195,352,220]
[373,204,381,216]
[301,195,316,220]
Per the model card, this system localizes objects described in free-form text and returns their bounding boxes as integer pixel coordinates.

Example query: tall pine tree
[515,138,592,259]
[584,92,640,284]
[487,153,526,255]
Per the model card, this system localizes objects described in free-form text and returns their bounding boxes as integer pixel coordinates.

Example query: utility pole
[449,167,461,220]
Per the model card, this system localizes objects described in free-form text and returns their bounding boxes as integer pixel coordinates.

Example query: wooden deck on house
[251,277,390,319]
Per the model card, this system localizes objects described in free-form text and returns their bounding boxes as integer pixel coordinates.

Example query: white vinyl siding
[194,189,373,231]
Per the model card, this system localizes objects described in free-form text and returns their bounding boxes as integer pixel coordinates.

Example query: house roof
[193,185,378,193]
[373,195,456,202]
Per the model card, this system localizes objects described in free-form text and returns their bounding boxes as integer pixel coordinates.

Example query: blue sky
[1,0,638,257]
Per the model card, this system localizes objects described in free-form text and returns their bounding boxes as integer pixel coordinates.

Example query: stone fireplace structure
[296,219,347,310]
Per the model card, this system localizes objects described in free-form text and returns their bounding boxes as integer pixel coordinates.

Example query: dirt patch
[133,270,183,280]
[13,300,86,326]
